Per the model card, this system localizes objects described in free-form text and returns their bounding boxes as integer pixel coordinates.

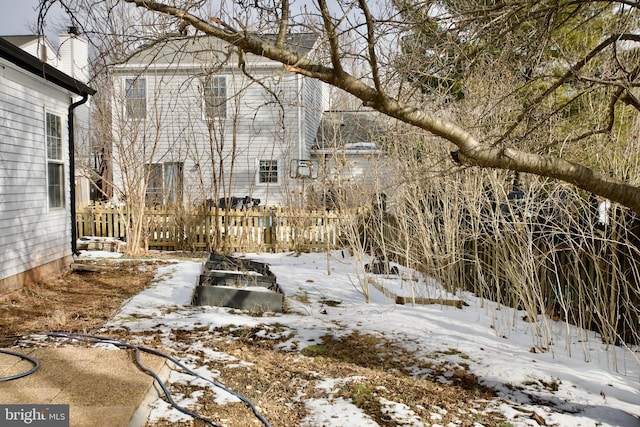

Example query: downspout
[69,93,89,256]
[297,76,305,209]
[298,75,303,161]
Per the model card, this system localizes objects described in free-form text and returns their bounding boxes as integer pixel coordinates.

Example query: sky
[0,0,66,40]
[71,248,640,427]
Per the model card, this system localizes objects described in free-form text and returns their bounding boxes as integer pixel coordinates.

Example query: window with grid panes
[46,112,64,208]
[203,76,227,119]
[125,78,146,119]
[258,159,278,184]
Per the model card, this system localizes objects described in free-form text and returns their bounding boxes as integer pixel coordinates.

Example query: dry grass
[145,327,507,427]
[0,260,161,336]
[1,258,510,427]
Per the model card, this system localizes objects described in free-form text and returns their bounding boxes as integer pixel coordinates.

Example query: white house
[0,37,95,295]
[0,34,58,64]
[109,34,328,207]
[311,110,391,209]
[3,30,89,83]
[4,29,95,206]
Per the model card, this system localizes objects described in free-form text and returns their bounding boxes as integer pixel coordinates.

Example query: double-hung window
[258,159,279,185]
[203,76,227,119]
[46,112,64,208]
[125,77,146,119]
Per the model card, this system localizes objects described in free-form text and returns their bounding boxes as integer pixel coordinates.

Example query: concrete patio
[0,347,167,426]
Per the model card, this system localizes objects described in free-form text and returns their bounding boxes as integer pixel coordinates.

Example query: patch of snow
[301,398,379,426]
[379,397,425,426]
[76,249,123,259]
[104,250,640,427]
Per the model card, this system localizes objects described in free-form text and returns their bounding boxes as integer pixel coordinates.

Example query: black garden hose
[48,332,273,427]
[0,349,40,382]
[0,333,272,427]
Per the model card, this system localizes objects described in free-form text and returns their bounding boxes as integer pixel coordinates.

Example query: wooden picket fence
[76,202,349,253]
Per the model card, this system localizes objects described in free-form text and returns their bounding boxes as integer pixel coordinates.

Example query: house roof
[260,33,318,56]
[117,33,319,69]
[2,35,41,47]
[313,110,386,150]
[0,37,95,96]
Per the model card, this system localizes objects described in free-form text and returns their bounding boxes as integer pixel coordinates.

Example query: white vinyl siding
[111,44,325,205]
[112,71,296,203]
[302,77,326,155]
[0,58,72,282]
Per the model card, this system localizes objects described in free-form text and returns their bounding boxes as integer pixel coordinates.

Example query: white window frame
[124,77,147,119]
[203,75,227,119]
[45,111,65,209]
[256,159,280,186]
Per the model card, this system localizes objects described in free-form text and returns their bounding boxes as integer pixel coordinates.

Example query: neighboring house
[4,29,90,93]
[0,34,58,64]
[0,37,95,295]
[311,110,390,209]
[110,34,328,207]
[3,29,95,206]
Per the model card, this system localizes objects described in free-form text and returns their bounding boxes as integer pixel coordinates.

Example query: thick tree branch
[317,0,344,77]
[358,0,383,96]
[276,0,289,48]
[122,0,640,213]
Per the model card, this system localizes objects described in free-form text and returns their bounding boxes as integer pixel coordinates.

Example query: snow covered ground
[84,249,640,427]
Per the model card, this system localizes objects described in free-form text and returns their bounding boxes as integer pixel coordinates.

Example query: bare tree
[44,0,639,213]
[38,0,640,350]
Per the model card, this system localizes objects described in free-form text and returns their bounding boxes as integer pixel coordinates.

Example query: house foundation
[0,256,73,299]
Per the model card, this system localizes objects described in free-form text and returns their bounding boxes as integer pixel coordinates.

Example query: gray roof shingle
[314,110,385,150]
